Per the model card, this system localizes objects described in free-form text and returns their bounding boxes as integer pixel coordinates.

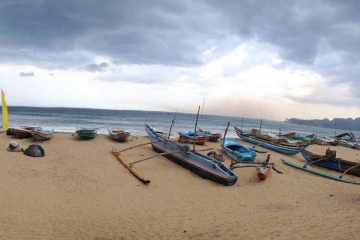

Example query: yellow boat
[112,147,150,184]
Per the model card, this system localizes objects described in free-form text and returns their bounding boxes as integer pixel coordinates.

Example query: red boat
[196,129,222,142]
[256,154,272,180]
[178,131,208,145]
[12,128,33,139]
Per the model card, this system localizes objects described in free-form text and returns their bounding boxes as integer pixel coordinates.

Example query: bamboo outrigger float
[281,158,360,185]
[112,147,151,184]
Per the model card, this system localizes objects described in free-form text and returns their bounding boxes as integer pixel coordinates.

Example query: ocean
[2,106,358,139]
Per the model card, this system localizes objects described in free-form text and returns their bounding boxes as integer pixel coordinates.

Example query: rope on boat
[339,162,360,179]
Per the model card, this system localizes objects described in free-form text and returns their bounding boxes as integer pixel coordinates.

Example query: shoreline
[1,133,360,239]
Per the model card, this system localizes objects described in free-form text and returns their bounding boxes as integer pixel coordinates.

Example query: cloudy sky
[1,0,360,121]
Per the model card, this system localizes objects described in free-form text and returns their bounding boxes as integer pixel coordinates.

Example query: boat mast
[220,121,230,159]
[198,97,206,131]
[278,129,281,143]
[167,111,177,141]
[193,106,201,151]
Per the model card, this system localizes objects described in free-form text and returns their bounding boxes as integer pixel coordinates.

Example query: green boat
[74,128,98,139]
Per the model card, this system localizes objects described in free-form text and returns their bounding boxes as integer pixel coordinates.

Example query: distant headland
[285,118,360,132]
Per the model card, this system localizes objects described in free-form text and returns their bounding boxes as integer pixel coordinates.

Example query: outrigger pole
[131,148,214,165]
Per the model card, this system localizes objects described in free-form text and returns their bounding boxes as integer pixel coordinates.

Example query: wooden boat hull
[256,164,271,180]
[108,129,131,142]
[300,148,360,177]
[112,148,150,184]
[12,128,32,139]
[76,129,98,139]
[281,159,360,185]
[196,129,222,142]
[146,124,237,186]
[233,125,302,155]
[31,130,53,141]
[206,133,221,142]
[282,132,296,138]
[178,132,208,145]
[222,138,256,163]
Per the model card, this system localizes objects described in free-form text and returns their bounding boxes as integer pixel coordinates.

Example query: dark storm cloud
[208,0,360,65]
[1,0,360,95]
[0,0,223,68]
[84,62,109,72]
[206,0,360,104]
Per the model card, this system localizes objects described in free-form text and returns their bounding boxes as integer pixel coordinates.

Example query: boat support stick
[130,148,213,165]
[117,141,161,153]
[193,106,201,152]
[220,121,230,160]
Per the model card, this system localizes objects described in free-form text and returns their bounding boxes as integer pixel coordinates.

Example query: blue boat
[299,148,360,177]
[222,138,256,163]
[145,124,237,186]
[233,125,305,155]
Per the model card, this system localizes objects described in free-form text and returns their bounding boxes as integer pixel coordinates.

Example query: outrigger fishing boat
[145,123,237,186]
[281,158,360,185]
[233,124,306,155]
[300,148,360,177]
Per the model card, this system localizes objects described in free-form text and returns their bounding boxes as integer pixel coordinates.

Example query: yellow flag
[2,89,9,130]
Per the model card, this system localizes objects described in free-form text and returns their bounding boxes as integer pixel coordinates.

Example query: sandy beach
[1,132,360,240]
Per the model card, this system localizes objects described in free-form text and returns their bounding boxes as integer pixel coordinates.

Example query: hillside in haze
[285,118,360,132]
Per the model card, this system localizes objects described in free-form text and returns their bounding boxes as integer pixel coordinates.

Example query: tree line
[285,117,360,132]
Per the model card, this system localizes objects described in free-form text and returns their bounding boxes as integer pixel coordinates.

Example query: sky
[1,0,360,121]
